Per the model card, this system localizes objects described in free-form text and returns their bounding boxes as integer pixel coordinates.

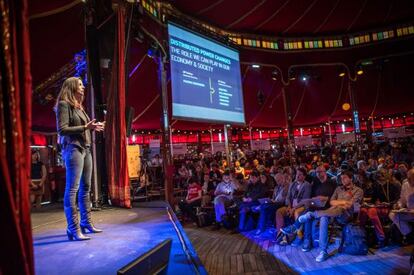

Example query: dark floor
[183,224,413,275]
[31,202,205,275]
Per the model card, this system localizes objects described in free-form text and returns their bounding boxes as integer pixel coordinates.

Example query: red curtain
[0,0,34,274]
[105,3,131,208]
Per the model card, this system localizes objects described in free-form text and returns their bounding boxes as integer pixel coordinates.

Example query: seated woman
[234,160,245,181]
[30,150,47,208]
[178,177,202,222]
[255,172,288,235]
[359,168,400,248]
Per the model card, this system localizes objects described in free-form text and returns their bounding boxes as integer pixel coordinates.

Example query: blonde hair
[54,77,83,111]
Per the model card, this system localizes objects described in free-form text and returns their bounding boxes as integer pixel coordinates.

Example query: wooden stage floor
[183,224,413,275]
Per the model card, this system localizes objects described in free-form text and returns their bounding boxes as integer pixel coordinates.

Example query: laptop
[258,198,272,204]
[309,197,327,208]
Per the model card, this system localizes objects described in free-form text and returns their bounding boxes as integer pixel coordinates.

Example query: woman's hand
[85,119,105,132]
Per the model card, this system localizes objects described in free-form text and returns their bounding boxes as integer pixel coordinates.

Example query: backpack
[340,224,368,255]
[196,209,213,227]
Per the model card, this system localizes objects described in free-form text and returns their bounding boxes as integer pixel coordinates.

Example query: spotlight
[299,72,309,82]
[356,65,363,75]
[288,68,296,80]
[361,60,373,66]
[252,64,260,69]
[147,43,159,58]
[271,70,278,81]
[338,67,346,77]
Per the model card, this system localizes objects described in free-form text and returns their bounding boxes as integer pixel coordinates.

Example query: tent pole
[210,127,214,154]
[349,79,361,143]
[158,54,173,206]
[328,121,333,144]
[224,124,231,167]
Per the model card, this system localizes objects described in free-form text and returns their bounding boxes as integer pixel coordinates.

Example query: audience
[172,137,414,261]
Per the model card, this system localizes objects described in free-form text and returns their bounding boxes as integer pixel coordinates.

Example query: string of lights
[140,0,414,52]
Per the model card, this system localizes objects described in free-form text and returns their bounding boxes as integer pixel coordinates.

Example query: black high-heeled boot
[80,223,103,234]
[80,208,103,233]
[66,228,91,241]
[64,206,90,241]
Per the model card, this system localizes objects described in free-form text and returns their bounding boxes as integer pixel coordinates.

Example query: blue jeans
[63,145,92,227]
[315,207,351,252]
[257,203,282,232]
[303,217,319,243]
[239,201,260,231]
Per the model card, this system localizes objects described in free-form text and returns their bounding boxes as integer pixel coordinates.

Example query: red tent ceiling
[169,0,414,37]
[29,1,414,131]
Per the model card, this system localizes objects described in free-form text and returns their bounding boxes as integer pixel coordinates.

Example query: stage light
[147,43,159,58]
[342,103,351,111]
[299,72,309,82]
[356,65,363,75]
[252,64,260,68]
[271,70,278,81]
[288,69,296,80]
[361,60,373,66]
[338,67,346,77]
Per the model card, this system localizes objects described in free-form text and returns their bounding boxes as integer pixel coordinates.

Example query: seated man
[281,165,336,251]
[359,168,401,248]
[236,170,267,233]
[212,171,238,230]
[178,177,202,222]
[389,168,414,245]
[297,170,363,262]
[255,172,288,235]
[275,168,311,238]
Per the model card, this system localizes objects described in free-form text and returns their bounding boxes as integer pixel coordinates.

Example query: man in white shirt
[389,168,414,243]
[212,171,238,230]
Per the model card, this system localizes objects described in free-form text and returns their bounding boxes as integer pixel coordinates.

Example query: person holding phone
[55,77,105,241]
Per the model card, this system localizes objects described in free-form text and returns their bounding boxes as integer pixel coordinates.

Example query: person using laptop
[255,172,289,235]
[212,171,238,230]
[281,165,336,250]
[235,170,267,233]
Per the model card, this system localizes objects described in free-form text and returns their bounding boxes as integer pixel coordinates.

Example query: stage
[31,202,413,274]
[32,201,206,275]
